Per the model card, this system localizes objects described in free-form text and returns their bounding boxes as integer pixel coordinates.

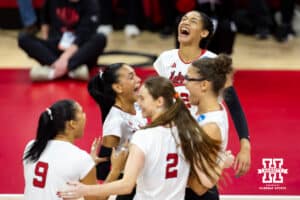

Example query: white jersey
[23,140,95,200]
[154,49,217,114]
[196,103,229,150]
[131,126,190,200]
[103,103,147,150]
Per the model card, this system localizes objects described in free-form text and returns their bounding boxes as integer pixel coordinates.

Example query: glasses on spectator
[184,75,206,82]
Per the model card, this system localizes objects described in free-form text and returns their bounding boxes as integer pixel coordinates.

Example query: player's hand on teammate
[57,181,85,199]
[221,150,235,169]
[234,139,251,177]
[90,137,108,164]
[111,140,129,172]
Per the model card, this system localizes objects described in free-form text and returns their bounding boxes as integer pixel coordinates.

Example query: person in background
[18,0,107,82]
[17,0,38,35]
[97,0,141,37]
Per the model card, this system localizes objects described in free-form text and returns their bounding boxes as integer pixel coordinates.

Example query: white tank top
[196,103,229,150]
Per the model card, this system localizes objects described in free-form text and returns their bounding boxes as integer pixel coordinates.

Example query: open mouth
[180,27,190,36]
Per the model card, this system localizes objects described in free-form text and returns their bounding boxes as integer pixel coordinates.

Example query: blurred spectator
[235,0,296,42]
[18,0,107,82]
[97,0,142,37]
[17,0,38,34]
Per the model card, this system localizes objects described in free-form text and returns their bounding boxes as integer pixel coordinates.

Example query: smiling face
[184,65,205,106]
[72,102,86,139]
[137,84,165,120]
[177,11,209,46]
[113,64,141,102]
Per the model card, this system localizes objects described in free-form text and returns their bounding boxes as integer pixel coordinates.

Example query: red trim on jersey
[172,83,185,87]
[178,49,207,64]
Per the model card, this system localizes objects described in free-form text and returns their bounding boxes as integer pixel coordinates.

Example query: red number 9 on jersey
[33,161,49,188]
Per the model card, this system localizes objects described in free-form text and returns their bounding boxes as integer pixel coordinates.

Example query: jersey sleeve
[103,114,123,138]
[77,150,96,180]
[131,130,150,155]
[153,51,167,77]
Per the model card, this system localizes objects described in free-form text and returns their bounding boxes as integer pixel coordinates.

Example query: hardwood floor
[0,29,299,70]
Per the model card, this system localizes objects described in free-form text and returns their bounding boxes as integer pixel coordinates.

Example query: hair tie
[173,92,179,104]
[46,108,53,120]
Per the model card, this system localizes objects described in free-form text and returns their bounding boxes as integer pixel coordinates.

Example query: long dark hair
[198,11,214,49]
[23,99,77,163]
[88,63,125,122]
[192,54,233,95]
[143,76,221,183]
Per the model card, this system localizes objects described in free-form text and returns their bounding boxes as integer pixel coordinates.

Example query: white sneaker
[30,66,54,81]
[68,65,89,81]
[97,25,113,36]
[124,24,140,38]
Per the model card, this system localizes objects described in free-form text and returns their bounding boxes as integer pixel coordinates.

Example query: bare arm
[58,144,145,199]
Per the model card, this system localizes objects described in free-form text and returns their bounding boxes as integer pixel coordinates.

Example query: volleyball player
[88,63,147,199]
[23,99,103,200]
[154,10,250,177]
[184,54,234,198]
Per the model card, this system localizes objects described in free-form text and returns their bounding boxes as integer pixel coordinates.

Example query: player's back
[131,126,190,200]
[23,140,94,200]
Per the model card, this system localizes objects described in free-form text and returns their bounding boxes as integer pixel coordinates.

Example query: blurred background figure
[17,0,38,35]
[97,0,142,37]
[234,0,296,42]
[18,0,107,82]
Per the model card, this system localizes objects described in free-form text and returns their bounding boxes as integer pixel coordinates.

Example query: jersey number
[180,93,191,108]
[165,153,178,179]
[33,161,49,188]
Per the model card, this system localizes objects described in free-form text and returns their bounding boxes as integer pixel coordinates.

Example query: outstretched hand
[110,140,129,172]
[90,137,108,164]
[57,181,85,199]
[222,150,235,168]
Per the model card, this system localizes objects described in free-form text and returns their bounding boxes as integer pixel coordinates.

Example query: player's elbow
[121,182,135,194]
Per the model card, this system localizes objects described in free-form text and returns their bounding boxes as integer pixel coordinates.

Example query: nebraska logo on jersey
[171,62,176,68]
[169,71,184,86]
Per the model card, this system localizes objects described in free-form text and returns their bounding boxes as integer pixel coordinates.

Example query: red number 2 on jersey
[33,161,49,188]
[180,93,191,108]
[165,153,178,179]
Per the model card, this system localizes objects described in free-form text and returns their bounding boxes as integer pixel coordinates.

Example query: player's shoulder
[159,49,179,58]
[201,50,217,59]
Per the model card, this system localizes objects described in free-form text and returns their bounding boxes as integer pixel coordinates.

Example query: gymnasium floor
[0,30,300,200]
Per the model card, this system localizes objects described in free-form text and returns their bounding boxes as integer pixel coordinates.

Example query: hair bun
[214,54,233,75]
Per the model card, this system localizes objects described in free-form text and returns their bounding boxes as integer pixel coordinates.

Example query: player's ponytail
[199,11,214,49]
[23,99,77,163]
[88,63,125,122]
[143,77,221,183]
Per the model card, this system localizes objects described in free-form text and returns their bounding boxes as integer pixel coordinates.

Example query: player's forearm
[84,179,134,197]
[104,169,121,183]
[223,86,250,140]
